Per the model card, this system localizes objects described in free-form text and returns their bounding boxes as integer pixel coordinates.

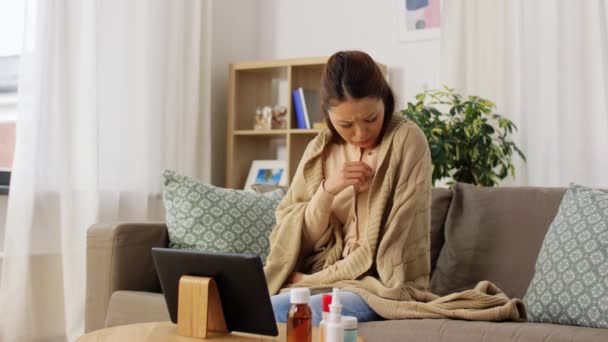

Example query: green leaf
[402,87,526,187]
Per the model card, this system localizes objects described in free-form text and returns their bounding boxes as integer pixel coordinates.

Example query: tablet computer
[151,247,278,336]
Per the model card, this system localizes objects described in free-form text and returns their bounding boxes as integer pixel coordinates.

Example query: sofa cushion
[105,291,169,328]
[162,170,285,263]
[430,188,452,273]
[523,184,608,328]
[358,319,608,342]
[430,183,566,298]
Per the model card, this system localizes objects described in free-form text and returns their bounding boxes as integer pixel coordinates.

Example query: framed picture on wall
[396,0,441,42]
[244,160,288,191]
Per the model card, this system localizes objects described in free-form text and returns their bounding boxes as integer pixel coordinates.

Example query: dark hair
[320,50,395,144]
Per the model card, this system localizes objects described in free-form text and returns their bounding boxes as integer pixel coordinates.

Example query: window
[0,0,25,194]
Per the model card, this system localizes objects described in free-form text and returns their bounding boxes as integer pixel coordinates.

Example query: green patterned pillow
[162,170,285,263]
[523,184,608,328]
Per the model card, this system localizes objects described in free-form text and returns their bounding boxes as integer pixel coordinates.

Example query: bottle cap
[342,316,358,329]
[329,288,342,315]
[322,294,332,313]
[290,288,310,304]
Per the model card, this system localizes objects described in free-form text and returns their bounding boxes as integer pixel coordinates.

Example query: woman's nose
[354,125,367,139]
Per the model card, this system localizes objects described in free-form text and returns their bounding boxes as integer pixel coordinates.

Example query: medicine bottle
[342,316,358,342]
[325,288,343,342]
[318,294,332,342]
[287,288,312,342]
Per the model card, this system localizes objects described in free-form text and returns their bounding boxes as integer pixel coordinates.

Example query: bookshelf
[225,57,387,189]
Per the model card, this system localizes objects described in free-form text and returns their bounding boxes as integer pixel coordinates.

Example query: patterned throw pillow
[162,170,285,264]
[523,184,608,328]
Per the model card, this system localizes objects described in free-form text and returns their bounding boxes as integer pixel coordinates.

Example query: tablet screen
[152,247,278,336]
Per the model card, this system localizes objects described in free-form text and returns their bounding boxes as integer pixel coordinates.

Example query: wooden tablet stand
[177,275,228,339]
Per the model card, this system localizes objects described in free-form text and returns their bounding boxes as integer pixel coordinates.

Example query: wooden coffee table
[78,322,366,341]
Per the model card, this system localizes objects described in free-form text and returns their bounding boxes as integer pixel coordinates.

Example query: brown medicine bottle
[286,288,312,342]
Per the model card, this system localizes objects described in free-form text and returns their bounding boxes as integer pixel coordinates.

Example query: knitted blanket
[263,115,526,321]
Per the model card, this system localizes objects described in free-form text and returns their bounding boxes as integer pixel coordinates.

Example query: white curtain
[0,0,211,341]
[441,0,608,187]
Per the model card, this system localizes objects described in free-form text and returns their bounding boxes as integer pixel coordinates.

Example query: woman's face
[327,97,385,149]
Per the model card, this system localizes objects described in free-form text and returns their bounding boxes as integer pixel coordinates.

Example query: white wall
[209,0,260,186]
[256,0,441,109]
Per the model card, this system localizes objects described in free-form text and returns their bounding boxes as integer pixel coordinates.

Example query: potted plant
[401,86,526,187]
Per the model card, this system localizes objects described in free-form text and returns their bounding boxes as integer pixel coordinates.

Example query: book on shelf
[292,89,307,129]
[293,87,322,129]
[298,88,311,129]
[301,88,323,128]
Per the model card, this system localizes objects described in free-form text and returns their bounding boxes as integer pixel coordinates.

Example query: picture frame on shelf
[396,0,441,43]
[244,160,287,191]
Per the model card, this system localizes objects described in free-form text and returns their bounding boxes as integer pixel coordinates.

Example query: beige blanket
[263,115,526,321]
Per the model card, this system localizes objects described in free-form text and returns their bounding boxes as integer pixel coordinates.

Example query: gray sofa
[85,183,608,341]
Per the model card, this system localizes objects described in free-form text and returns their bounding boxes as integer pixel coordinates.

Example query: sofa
[85,183,608,341]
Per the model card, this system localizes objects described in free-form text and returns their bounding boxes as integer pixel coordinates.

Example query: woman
[264,51,525,326]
